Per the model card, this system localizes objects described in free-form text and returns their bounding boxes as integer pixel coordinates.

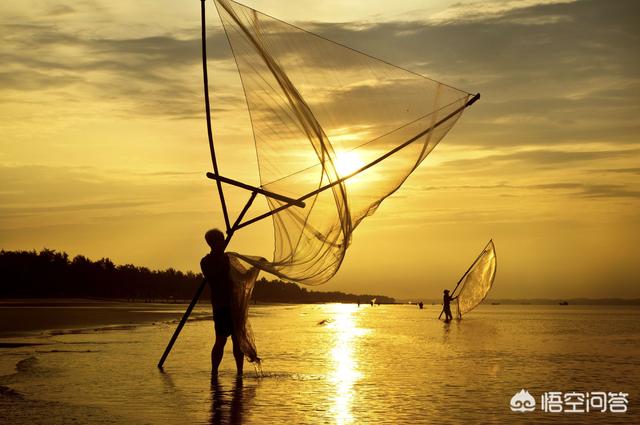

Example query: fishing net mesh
[455,240,497,318]
[228,254,261,364]
[213,0,471,283]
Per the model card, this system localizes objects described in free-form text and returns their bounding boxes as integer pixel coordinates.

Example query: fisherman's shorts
[213,308,233,337]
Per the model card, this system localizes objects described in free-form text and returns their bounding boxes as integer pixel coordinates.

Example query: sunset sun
[333,150,365,178]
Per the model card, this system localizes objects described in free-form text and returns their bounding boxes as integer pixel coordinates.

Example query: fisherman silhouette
[201,229,244,375]
[418,301,424,309]
[442,289,457,321]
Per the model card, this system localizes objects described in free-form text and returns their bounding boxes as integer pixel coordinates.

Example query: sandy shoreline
[0,299,212,339]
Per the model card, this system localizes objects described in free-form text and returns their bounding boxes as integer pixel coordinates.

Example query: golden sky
[1,0,638,299]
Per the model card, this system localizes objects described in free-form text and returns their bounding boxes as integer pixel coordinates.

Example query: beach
[1,301,638,424]
[0,299,211,338]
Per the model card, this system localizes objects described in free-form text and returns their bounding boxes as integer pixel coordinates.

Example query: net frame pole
[206,172,305,207]
[201,0,231,233]
[438,239,492,320]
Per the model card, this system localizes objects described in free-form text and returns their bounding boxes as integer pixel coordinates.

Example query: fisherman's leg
[211,334,227,374]
[231,334,244,375]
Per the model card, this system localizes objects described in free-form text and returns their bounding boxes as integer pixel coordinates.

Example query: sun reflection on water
[325,304,368,425]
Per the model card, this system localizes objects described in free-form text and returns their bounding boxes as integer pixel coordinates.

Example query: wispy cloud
[595,167,640,175]
[0,165,211,227]
[420,181,640,199]
[441,148,639,168]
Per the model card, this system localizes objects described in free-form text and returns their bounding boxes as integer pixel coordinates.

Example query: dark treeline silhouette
[0,249,394,304]
[0,249,202,300]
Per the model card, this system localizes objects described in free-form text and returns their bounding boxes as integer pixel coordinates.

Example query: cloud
[425,0,577,25]
[219,0,640,154]
[0,164,212,229]
[596,167,640,175]
[441,148,638,168]
[2,0,639,157]
[0,200,156,216]
[46,4,76,16]
[0,20,235,119]
[419,180,640,199]
[580,184,640,199]
[303,0,640,147]
[2,0,638,132]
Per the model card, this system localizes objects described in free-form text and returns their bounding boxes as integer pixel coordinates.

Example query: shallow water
[1,304,638,424]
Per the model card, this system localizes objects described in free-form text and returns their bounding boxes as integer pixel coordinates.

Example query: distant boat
[559,301,569,305]
[491,302,500,305]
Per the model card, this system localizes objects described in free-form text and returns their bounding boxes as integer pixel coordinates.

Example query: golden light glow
[326,303,367,424]
[333,151,365,178]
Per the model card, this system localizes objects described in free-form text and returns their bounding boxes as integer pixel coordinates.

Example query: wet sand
[0,299,211,338]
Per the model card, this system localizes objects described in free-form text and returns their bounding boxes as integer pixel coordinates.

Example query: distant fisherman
[201,229,244,376]
[442,289,457,321]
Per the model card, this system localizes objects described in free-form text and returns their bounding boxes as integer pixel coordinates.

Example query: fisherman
[418,301,424,309]
[442,289,457,321]
[201,228,244,376]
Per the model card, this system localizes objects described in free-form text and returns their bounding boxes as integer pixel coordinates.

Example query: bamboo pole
[206,172,305,207]
[201,0,231,233]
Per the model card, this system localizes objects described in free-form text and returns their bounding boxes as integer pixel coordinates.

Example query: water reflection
[326,304,365,425]
[209,376,256,425]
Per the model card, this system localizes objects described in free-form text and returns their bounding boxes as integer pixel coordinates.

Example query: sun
[333,150,365,178]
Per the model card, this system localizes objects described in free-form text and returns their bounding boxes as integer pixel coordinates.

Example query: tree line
[0,249,394,304]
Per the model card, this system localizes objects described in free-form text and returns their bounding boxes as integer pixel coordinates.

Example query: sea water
[1,304,638,424]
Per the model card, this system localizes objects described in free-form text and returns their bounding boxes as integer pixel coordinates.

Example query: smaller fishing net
[454,240,497,318]
[228,253,262,365]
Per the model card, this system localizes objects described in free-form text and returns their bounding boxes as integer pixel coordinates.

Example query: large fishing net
[213,0,473,283]
[454,240,497,318]
[209,0,476,362]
